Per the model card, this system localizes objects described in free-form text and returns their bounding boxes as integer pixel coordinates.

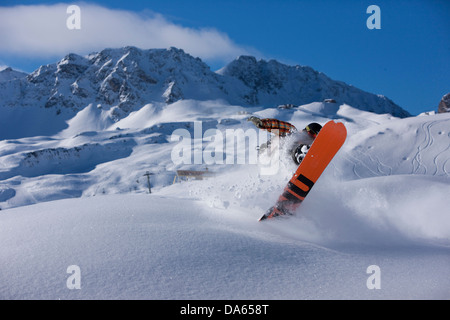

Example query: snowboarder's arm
[248,117,297,136]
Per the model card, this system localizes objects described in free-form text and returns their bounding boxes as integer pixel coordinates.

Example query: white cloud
[0,3,254,63]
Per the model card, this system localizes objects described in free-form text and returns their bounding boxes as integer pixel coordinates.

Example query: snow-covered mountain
[0,46,409,139]
[217,55,407,117]
[438,93,450,113]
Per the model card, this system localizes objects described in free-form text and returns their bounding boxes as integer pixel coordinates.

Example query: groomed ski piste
[1,100,449,299]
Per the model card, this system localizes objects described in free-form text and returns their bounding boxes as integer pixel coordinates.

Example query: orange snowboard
[260,121,347,221]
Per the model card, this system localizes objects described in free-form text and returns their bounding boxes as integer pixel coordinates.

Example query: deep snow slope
[0,193,449,300]
[0,100,449,299]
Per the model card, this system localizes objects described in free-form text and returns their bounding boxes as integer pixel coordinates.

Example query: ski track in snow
[411,120,450,176]
[412,121,433,174]
[340,116,450,180]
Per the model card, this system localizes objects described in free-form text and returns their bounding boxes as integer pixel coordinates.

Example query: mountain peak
[0,46,410,124]
[219,55,409,117]
[0,66,28,82]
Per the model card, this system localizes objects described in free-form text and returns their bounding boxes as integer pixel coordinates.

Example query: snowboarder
[259,120,345,221]
[247,116,322,165]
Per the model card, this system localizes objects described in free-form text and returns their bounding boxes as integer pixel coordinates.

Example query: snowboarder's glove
[247,116,263,128]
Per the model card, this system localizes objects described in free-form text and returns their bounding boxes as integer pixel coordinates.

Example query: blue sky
[0,0,449,115]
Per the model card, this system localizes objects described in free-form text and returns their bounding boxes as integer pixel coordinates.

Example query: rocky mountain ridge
[0,46,410,120]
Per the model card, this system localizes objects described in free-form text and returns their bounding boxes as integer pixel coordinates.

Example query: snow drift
[1,192,449,300]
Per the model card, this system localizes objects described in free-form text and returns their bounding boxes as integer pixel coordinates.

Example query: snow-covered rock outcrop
[438,93,450,113]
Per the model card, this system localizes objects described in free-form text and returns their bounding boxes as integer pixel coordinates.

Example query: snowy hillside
[0,46,409,140]
[0,97,449,299]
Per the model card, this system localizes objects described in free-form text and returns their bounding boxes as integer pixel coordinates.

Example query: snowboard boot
[291,144,306,165]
